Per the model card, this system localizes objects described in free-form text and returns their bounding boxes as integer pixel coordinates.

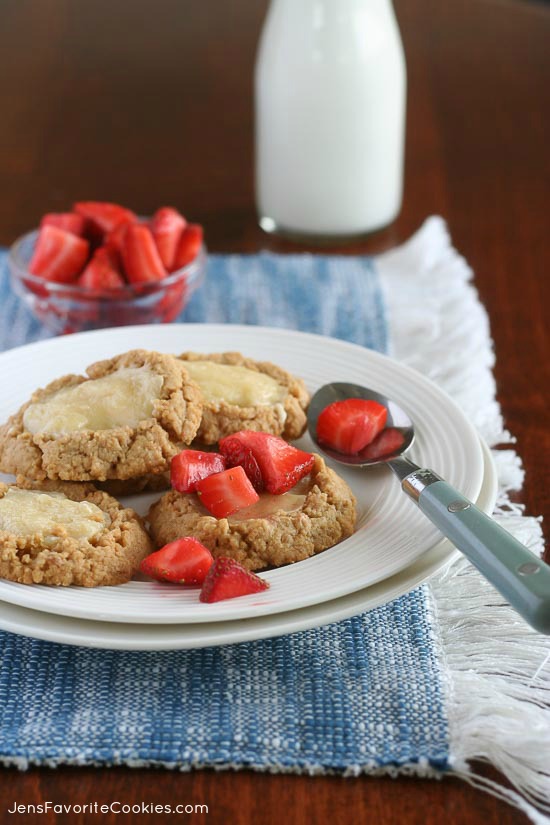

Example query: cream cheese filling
[227,491,307,522]
[183,361,286,407]
[23,367,164,434]
[0,488,110,543]
[192,475,311,522]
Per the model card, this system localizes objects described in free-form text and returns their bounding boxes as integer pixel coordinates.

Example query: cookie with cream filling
[148,454,356,571]
[0,480,153,586]
[0,349,203,482]
[178,351,309,445]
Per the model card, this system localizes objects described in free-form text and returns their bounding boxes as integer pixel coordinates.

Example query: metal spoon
[307,382,550,634]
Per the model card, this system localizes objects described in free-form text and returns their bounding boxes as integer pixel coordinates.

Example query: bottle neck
[262,0,402,65]
[269,0,396,19]
[265,0,399,44]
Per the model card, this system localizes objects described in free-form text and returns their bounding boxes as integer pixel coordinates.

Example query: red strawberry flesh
[316,399,388,455]
[140,537,213,585]
[40,212,88,238]
[77,246,126,291]
[361,427,405,460]
[217,435,264,491]
[219,432,315,495]
[195,465,259,519]
[121,224,167,284]
[173,223,203,269]
[151,207,187,271]
[171,450,226,493]
[29,225,90,283]
[73,201,137,236]
[199,556,269,603]
[106,220,133,257]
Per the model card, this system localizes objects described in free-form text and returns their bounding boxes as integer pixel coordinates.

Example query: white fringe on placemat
[378,217,550,825]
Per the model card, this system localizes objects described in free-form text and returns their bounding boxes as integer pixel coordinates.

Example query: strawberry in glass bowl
[7,201,206,334]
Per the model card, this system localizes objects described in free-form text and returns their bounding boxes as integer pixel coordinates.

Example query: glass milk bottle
[255,0,406,240]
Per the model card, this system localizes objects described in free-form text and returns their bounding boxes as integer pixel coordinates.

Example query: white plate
[0,439,497,649]
[0,324,485,624]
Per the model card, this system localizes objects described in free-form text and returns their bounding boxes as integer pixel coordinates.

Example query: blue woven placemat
[0,251,449,772]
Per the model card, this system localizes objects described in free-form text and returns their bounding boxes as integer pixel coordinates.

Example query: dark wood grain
[0,0,548,823]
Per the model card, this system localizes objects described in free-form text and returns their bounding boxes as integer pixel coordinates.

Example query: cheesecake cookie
[178,351,310,445]
[148,454,356,571]
[0,349,203,482]
[0,480,153,586]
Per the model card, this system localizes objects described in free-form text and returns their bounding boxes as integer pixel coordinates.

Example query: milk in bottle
[255,0,406,239]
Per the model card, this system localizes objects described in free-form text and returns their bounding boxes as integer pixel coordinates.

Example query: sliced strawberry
[29,225,90,283]
[316,399,388,455]
[199,557,269,603]
[217,434,264,491]
[195,465,259,519]
[219,432,315,495]
[40,212,88,238]
[361,427,405,460]
[77,246,126,291]
[73,201,137,237]
[106,220,133,257]
[140,537,213,585]
[150,207,187,271]
[171,450,226,493]
[121,224,167,284]
[173,223,203,270]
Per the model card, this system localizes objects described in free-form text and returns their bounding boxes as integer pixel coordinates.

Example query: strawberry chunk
[171,450,226,493]
[316,399,388,455]
[29,225,90,283]
[78,246,126,291]
[173,223,203,270]
[73,201,137,237]
[40,212,88,238]
[219,432,315,495]
[361,427,405,460]
[195,465,259,519]
[217,434,264,491]
[106,220,133,257]
[199,557,269,603]
[140,537,213,585]
[150,207,187,271]
[121,224,167,283]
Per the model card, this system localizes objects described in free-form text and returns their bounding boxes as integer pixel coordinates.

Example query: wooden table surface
[0,0,548,822]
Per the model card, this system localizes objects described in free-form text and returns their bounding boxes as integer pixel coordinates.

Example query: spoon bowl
[307,382,415,467]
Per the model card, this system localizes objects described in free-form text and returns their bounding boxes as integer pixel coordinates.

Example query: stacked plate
[0,325,497,650]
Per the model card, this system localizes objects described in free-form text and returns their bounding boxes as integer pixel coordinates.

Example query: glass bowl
[8,229,206,335]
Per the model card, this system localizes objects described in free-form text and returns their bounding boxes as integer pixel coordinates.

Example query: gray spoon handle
[402,474,550,634]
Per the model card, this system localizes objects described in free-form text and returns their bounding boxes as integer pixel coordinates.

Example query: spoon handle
[401,474,550,634]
